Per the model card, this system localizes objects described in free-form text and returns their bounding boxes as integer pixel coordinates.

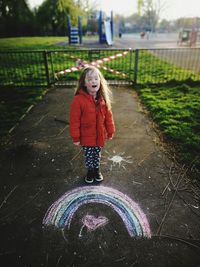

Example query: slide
[104,20,113,45]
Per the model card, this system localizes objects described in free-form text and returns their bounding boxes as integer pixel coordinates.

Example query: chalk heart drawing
[83,215,109,231]
[78,214,109,238]
[43,186,151,239]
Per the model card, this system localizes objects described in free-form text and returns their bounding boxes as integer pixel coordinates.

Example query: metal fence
[48,49,134,86]
[0,48,200,87]
[136,48,200,84]
[0,50,49,87]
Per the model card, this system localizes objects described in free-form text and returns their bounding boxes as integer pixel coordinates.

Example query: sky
[28,0,200,20]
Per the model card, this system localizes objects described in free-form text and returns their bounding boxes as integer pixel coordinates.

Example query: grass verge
[137,83,200,179]
[0,36,72,50]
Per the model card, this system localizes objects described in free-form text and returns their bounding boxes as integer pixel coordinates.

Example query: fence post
[43,50,50,86]
[134,49,139,85]
[128,48,133,83]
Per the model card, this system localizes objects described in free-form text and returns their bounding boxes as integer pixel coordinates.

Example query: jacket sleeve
[105,109,115,138]
[69,97,81,142]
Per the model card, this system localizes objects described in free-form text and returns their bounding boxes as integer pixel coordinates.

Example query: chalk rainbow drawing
[43,186,151,238]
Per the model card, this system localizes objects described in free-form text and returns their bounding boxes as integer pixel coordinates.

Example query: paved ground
[113,33,180,49]
[0,85,200,267]
[59,33,181,49]
[77,33,200,49]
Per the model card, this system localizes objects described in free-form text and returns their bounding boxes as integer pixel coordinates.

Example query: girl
[69,66,115,184]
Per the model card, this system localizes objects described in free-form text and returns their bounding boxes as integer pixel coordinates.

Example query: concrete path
[78,32,200,50]
[0,86,200,266]
[113,33,180,49]
[77,33,199,49]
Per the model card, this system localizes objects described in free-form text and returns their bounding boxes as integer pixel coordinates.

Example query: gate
[46,49,135,86]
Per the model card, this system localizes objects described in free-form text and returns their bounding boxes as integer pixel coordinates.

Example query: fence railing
[0,50,49,87]
[0,48,200,87]
[136,48,200,84]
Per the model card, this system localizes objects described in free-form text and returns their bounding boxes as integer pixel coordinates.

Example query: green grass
[0,36,98,50]
[138,83,200,177]
[0,36,72,50]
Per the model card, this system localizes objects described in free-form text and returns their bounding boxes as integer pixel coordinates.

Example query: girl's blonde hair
[74,66,113,110]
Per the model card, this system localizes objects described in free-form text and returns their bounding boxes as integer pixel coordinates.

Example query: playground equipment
[177,28,200,47]
[99,11,114,45]
[67,16,82,45]
[67,11,113,45]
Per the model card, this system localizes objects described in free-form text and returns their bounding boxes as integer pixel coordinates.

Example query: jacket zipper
[96,102,98,146]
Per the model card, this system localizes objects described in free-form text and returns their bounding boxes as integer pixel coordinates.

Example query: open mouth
[92,85,97,88]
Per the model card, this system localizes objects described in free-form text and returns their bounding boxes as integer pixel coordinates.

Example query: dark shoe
[84,169,94,184]
[94,169,104,182]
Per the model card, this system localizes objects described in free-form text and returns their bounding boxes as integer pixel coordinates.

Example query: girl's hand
[74,142,80,146]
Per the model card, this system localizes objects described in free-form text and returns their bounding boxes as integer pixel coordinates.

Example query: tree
[126,13,141,32]
[36,0,78,35]
[176,17,200,30]
[137,0,143,15]
[0,0,34,36]
[35,0,83,35]
[158,19,173,32]
[137,0,167,32]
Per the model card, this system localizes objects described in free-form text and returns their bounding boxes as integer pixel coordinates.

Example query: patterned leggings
[82,146,102,170]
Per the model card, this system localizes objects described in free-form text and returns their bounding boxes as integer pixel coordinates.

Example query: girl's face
[84,70,100,97]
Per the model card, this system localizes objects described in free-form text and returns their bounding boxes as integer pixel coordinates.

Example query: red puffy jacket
[69,89,115,147]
